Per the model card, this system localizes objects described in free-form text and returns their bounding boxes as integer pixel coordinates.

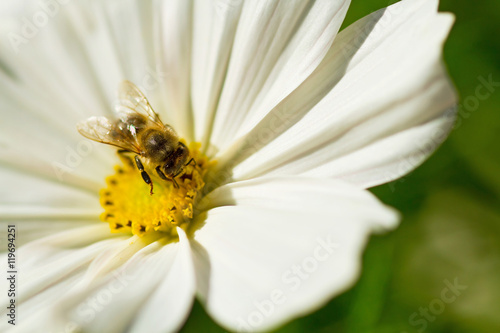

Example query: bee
[77,80,194,195]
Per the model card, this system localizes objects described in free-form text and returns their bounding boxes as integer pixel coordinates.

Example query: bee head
[163,142,189,177]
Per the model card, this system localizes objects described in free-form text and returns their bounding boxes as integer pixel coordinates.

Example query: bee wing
[117,80,163,125]
[76,116,142,154]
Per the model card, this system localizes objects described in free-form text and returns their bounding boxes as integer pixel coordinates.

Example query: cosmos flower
[0,0,456,332]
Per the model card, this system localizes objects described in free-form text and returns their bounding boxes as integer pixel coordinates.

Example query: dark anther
[126,220,132,227]
[105,201,113,206]
[115,223,123,229]
[139,225,146,232]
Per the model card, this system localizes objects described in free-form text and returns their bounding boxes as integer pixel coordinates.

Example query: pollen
[100,142,213,239]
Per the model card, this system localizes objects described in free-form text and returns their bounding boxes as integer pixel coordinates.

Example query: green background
[182,1,500,332]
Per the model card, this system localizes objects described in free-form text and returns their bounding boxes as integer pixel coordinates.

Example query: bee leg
[155,166,168,180]
[117,149,134,168]
[185,158,196,167]
[135,156,153,195]
[156,166,179,189]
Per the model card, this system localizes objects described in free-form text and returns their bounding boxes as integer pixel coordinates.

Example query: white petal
[0,224,113,291]
[0,84,115,192]
[60,231,194,333]
[16,237,124,306]
[70,241,165,333]
[0,0,158,111]
[129,228,196,333]
[1,235,151,332]
[191,176,398,331]
[220,0,457,188]
[10,224,121,281]
[77,235,151,286]
[0,0,162,192]
[306,116,455,187]
[190,0,243,145]
[0,218,96,248]
[2,227,132,313]
[0,226,128,331]
[0,1,113,120]
[97,0,156,85]
[0,166,102,246]
[0,270,84,333]
[0,166,100,209]
[0,69,116,189]
[207,0,350,152]
[156,0,194,139]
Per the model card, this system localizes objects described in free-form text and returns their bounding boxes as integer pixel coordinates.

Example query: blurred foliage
[181,0,500,332]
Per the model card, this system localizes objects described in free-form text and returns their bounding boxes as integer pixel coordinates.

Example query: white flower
[0,0,456,332]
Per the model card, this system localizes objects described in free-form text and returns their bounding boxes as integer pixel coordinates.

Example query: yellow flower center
[99,142,213,239]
